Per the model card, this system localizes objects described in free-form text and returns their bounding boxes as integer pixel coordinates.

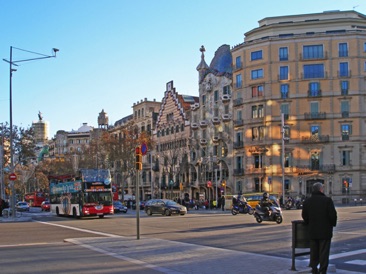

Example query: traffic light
[135,146,142,170]
[179,182,183,191]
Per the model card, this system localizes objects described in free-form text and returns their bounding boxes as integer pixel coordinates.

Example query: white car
[16,201,30,212]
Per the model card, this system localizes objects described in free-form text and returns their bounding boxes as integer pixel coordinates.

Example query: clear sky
[0,0,364,138]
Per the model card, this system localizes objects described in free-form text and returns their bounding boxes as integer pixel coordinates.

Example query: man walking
[302,182,337,274]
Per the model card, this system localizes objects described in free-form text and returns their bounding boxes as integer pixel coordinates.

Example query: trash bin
[291,220,310,271]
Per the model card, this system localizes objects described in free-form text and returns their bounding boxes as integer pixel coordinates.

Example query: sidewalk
[64,236,357,274]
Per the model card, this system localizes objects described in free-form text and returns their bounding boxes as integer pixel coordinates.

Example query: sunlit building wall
[231,10,366,203]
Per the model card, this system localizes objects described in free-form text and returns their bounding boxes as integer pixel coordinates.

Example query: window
[279,66,289,80]
[303,45,324,59]
[338,43,348,57]
[309,82,321,97]
[341,151,351,166]
[310,102,319,114]
[279,47,288,61]
[341,101,349,118]
[252,106,257,118]
[341,124,352,140]
[364,42,366,52]
[237,110,242,120]
[341,80,349,95]
[202,95,206,105]
[251,69,263,79]
[310,152,320,170]
[284,152,291,168]
[236,156,242,170]
[214,90,219,102]
[254,154,263,168]
[223,85,231,95]
[252,126,264,140]
[235,56,242,69]
[281,84,289,98]
[251,50,262,61]
[303,64,324,79]
[236,74,242,88]
[252,85,264,97]
[311,125,319,137]
[258,105,264,118]
[339,62,349,77]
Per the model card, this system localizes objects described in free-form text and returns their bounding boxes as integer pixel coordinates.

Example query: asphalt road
[0,206,365,273]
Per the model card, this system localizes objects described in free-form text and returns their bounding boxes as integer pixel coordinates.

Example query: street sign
[141,143,148,156]
[9,173,17,181]
[207,181,212,187]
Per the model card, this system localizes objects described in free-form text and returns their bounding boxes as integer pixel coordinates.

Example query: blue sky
[0,0,364,138]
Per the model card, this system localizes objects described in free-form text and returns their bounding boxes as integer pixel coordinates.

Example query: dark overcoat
[302,191,337,240]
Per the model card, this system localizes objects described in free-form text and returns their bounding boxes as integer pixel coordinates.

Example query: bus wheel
[73,208,77,218]
[99,215,104,218]
[56,207,60,216]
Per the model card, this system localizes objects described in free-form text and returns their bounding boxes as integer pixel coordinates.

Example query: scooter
[231,200,254,215]
[254,201,283,224]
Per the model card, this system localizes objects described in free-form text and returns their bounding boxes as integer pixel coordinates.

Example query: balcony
[233,98,244,107]
[233,141,244,149]
[212,117,220,124]
[301,135,329,143]
[190,103,200,111]
[191,123,199,130]
[308,90,322,97]
[233,168,244,176]
[212,136,220,143]
[299,51,328,60]
[222,114,231,121]
[200,139,207,145]
[200,120,208,128]
[338,70,351,78]
[304,112,326,120]
[341,89,348,95]
[221,94,231,102]
[342,134,350,141]
[234,119,244,127]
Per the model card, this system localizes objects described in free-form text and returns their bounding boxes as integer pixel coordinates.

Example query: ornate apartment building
[231,10,366,204]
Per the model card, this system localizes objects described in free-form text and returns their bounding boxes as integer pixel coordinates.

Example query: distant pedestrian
[221,196,225,211]
[302,182,337,274]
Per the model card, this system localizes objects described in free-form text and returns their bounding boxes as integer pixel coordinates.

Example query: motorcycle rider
[260,192,272,217]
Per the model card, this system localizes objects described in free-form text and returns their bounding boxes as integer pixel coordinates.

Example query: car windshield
[165,200,178,206]
[114,201,122,205]
[18,202,27,206]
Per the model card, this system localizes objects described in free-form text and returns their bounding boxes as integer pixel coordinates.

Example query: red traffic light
[135,146,141,155]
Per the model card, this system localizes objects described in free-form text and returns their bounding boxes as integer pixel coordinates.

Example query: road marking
[36,221,120,237]
[0,242,56,248]
[67,238,183,274]
[329,249,366,260]
[345,260,366,266]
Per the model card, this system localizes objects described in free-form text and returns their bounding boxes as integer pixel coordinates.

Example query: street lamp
[3,46,58,219]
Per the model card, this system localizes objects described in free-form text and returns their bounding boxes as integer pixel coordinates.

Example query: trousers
[310,239,331,274]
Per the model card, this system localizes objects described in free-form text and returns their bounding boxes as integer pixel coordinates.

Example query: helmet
[263,192,269,199]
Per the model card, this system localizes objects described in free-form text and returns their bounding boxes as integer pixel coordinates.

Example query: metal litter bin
[291,220,310,271]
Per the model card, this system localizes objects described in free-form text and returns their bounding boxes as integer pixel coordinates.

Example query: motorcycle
[254,201,283,224]
[285,197,295,210]
[295,196,305,209]
[231,200,254,215]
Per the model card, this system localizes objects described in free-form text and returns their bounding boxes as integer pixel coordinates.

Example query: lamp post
[3,46,58,219]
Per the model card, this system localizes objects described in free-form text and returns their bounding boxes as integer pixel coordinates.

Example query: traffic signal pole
[135,146,142,240]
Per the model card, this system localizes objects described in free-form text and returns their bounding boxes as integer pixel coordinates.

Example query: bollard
[291,220,310,271]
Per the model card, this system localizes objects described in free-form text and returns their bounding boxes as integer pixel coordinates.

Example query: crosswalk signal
[135,146,142,170]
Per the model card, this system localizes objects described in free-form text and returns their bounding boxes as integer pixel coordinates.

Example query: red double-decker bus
[49,169,114,218]
[24,192,46,207]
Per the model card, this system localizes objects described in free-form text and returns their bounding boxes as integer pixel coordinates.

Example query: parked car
[41,201,51,211]
[144,199,187,216]
[113,201,128,213]
[15,201,30,212]
[132,200,145,210]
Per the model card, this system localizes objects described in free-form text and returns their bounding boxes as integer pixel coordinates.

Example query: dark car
[41,201,51,211]
[144,199,187,216]
[132,200,145,210]
[113,201,128,213]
